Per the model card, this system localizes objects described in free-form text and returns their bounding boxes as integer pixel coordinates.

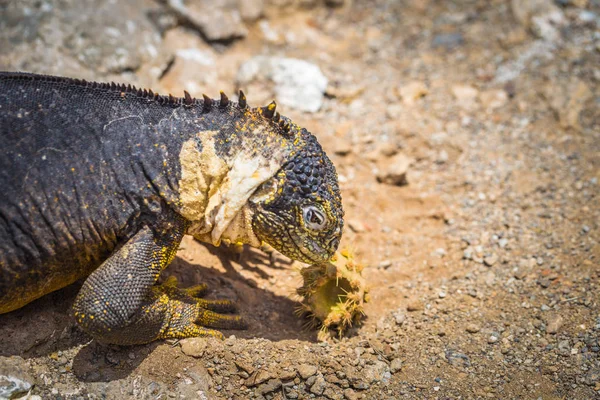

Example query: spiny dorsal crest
[183,90,193,106]
[238,90,247,109]
[1,73,295,134]
[219,91,229,108]
[261,101,277,119]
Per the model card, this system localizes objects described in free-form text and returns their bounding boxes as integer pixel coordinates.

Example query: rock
[278,368,296,381]
[511,0,565,40]
[322,387,341,400]
[479,90,508,110]
[546,78,593,131]
[463,247,474,260]
[514,268,527,280]
[432,32,464,49]
[483,254,498,267]
[558,339,571,355]
[483,271,497,286]
[376,154,413,186]
[393,312,406,326]
[343,388,359,400]
[363,361,390,384]
[0,356,34,400]
[379,144,400,158]
[297,364,318,379]
[238,0,264,22]
[512,0,558,25]
[539,278,551,288]
[166,0,248,41]
[325,0,346,7]
[445,350,471,367]
[309,375,326,395]
[245,370,271,387]
[466,324,481,333]
[237,56,328,112]
[64,0,162,74]
[556,0,589,7]
[583,369,599,386]
[347,219,367,233]
[385,104,403,120]
[257,378,282,395]
[452,85,479,108]
[326,83,365,102]
[546,314,564,334]
[158,28,218,95]
[495,40,557,83]
[488,334,499,344]
[398,81,428,105]
[436,149,449,164]
[180,337,208,357]
[234,359,255,375]
[390,358,403,373]
[406,299,424,312]
[2,0,161,77]
[333,141,352,156]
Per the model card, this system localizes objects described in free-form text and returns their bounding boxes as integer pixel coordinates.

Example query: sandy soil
[1,0,599,399]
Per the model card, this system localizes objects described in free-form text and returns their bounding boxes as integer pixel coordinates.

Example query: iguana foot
[73,224,246,345]
[156,276,246,341]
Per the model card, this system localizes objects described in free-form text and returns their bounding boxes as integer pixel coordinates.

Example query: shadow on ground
[0,245,316,382]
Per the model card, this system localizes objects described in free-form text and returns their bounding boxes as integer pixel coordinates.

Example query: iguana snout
[250,132,344,264]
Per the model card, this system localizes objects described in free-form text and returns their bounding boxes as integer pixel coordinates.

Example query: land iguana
[0,72,344,345]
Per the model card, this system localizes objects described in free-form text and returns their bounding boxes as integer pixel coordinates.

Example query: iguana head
[179,93,343,264]
[250,130,344,264]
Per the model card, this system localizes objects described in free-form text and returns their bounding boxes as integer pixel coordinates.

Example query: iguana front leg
[72,218,246,345]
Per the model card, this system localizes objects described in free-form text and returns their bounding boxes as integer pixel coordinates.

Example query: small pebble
[297,364,318,379]
[393,312,407,326]
[407,300,424,312]
[546,314,564,334]
[390,358,403,373]
[484,254,498,267]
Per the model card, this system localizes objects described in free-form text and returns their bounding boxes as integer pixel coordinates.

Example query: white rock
[480,89,508,110]
[546,78,593,131]
[239,0,264,22]
[167,0,248,41]
[0,356,33,400]
[237,56,328,112]
[511,0,566,41]
[546,314,564,334]
[451,85,479,109]
[398,81,428,105]
[376,153,413,186]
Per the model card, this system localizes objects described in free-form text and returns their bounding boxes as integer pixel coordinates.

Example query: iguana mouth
[288,230,331,264]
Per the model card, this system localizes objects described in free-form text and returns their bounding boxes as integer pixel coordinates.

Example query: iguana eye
[303,206,326,231]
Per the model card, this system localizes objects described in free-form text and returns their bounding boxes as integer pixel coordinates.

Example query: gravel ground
[1,0,599,399]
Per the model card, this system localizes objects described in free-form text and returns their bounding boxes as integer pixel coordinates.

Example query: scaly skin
[0,72,343,345]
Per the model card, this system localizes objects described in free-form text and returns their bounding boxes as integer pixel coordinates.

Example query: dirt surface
[1,0,599,399]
